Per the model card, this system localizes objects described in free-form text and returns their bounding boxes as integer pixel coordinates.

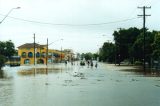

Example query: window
[24,59,30,64]
[28,52,33,58]
[22,52,26,58]
[36,52,40,58]
[37,59,44,64]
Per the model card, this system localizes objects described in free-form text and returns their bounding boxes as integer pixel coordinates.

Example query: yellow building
[18,43,65,65]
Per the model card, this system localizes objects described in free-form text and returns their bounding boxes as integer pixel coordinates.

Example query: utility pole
[46,38,48,66]
[117,28,122,66]
[33,33,36,65]
[115,46,117,65]
[61,46,62,63]
[138,6,151,71]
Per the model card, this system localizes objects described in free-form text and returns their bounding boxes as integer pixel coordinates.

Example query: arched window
[21,52,26,58]
[28,52,33,58]
[36,52,40,58]
[24,59,30,64]
[37,59,44,64]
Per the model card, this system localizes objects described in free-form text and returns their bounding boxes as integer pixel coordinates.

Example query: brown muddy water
[0,63,160,106]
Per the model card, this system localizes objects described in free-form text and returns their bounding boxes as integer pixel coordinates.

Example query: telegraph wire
[0,13,138,26]
[127,0,148,19]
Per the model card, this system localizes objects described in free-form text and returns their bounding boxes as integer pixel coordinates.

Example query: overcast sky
[0,0,159,53]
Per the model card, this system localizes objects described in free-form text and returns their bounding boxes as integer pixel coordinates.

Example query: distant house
[17,43,65,65]
[63,49,75,61]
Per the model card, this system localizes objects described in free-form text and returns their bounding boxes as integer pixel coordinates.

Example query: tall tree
[0,40,16,69]
[0,55,6,69]
[81,52,99,61]
[4,40,16,58]
[0,40,15,57]
[152,32,160,60]
[133,30,155,64]
[113,27,142,63]
[99,42,115,63]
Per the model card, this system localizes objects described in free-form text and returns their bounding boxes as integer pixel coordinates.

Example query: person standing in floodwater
[95,62,98,68]
[65,61,67,65]
[91,61,93,68]
[87,60,90,68]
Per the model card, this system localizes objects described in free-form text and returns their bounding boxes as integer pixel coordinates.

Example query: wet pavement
[0,62,160,106]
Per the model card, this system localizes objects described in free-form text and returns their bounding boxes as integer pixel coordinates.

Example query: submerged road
[0,62,160,106]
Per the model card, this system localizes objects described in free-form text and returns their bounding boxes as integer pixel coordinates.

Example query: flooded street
[0,62,160,106]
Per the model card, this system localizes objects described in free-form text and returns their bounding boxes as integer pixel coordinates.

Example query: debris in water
[97,79,102,81]
[116,80,121,82]
[45,83,49,85]
[131,79,139,82]
[64,80,72,83]
[155,85,160,87]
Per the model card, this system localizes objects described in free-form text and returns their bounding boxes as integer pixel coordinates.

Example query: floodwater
[0,62,160,106]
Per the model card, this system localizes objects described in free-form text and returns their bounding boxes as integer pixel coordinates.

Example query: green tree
[99,27,158,68]
[4,40,16,58]
[84,53,93,60]
[99,42,115,63]
[0,41,5,55]
[93,53,99,60]
[0,55,6,69]
[113,27,142,63]
[80,52,97,61]
[132,30,155,65]
[0,40,15,57]
[132,33,143,61]
[0,40,16,69]
[152,32,160,59]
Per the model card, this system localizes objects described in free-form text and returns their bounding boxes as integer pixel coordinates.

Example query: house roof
[17,43,47,49]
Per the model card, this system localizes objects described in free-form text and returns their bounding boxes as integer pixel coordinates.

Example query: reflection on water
[0,70,12,79]
[0,70,14,106]
[0,70,4,78]
[17,68,62,75]
[0,63,160,106]
[17,65,75,76]
[120,68,160,77]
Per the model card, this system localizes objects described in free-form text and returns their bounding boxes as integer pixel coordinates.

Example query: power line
[0,13,137,26]
[127,0,148,19]
[34,33,36,65]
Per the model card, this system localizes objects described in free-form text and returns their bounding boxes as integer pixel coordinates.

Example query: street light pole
[46,38,48,66]
[61,46,62,63]
[60,39,63,63]
[34,33,36,65]
[47,38,63,65]
[115,43,117,65]
[48,39,63,46]
[0,7,20,24]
